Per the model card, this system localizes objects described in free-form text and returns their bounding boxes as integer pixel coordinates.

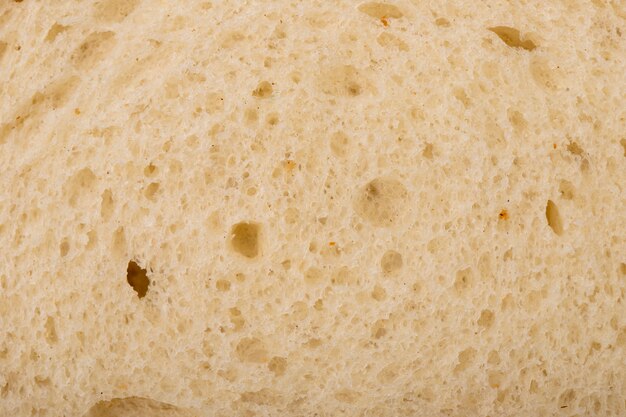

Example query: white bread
[1,1,625,416]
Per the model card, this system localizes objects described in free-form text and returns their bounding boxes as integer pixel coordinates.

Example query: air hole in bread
[530,57,557,90]
[230,222,260,258]
[244,107,258,124]
[454,347,476,373]
[266,112,279,126]
[45,23,69,42]
[144,182,159,200]
[477,309,495,328]
[354,177,408,226]
[558,389,577,409]
[330,131,349,157]
[143,163,157,177]
[371,284,387,301]
[435,17,450,27]
[86,230,97,250]
[377,33,409,51]
[371,319,388,339]
[252,81,273,98]
[487,350,501,365]
[235,337,268,363]
[567,141,584,156]
[546,200,563,236]
[358,2,403,19]
[94,0,140,23]
[229,308,245,331]
[488,26,537,51]
[454,268,473,293]
[59,239,70,257]
[268,356,287,376]
[422,143,434,159]
[126,260,149,298]
[320,65,365,97]
[67,168,97,207]
[71,31,116,69]
[216,279,231,291]
[0,41,7,62]
[304,267,324,285]
[453,87,471,107]
[100,189,114,220]
[559,180,575,200]
[507,109,527,132]
[44,316,58,344]
[381,250,403,274]
[84,397,191,417]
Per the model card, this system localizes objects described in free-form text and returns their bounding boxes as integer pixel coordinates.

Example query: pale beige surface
[1,1,626,416]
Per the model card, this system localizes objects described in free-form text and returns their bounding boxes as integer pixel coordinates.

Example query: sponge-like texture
[1,1,625,416]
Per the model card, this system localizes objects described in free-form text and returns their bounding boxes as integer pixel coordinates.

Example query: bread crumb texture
[0,0,625,416]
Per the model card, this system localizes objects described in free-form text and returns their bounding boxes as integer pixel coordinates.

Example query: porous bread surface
[1,1,625,416]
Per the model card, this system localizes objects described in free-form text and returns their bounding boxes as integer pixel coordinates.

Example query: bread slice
[1,1,625,416]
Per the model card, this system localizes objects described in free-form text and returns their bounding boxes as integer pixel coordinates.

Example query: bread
[1,1,625,416]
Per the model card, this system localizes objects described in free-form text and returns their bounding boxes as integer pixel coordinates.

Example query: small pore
[488,26,537,51]
[126,260,149,298]
[230,222,260,258]
[546,200,563,236]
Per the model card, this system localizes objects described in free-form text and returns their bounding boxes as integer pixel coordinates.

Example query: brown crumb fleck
[381,16,389,27]
[499,209,509,220]
[74,108,81,115]
[553,143,557,149]
[329,242,336,246]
